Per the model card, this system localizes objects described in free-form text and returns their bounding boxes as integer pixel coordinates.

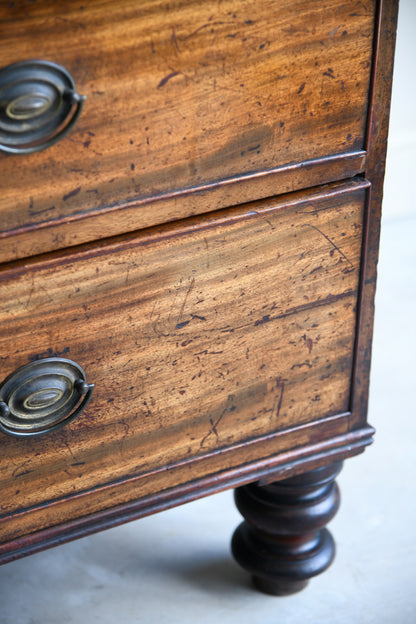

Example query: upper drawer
[0,0,375,260]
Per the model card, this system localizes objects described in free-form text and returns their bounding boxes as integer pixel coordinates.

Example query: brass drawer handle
[0,358,94,437]
[0,60,85,154]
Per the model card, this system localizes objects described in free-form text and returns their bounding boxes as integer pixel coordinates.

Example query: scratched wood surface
[0,0,375,259]
[0,179,367,521]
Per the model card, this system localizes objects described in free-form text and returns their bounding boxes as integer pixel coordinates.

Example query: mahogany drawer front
[0,0,375,260]
[0,178,368,537]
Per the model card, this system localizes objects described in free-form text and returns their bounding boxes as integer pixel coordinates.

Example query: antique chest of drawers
[0,0,398,595]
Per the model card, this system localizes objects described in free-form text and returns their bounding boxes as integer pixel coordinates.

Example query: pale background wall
[383,0,416,220]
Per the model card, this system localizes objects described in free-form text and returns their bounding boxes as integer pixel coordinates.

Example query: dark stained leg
[231,461,343,595]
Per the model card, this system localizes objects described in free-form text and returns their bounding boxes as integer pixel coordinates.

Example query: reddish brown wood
[232,462,343,595]
[0,0,375,260]
[0,0,399,584]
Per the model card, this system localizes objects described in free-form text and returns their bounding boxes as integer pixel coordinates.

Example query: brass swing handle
[0,358,94,438]
[0,60,85,154]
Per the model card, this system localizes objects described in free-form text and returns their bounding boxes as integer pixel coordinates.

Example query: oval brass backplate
[0,358,94,437]
[0,60,85,154]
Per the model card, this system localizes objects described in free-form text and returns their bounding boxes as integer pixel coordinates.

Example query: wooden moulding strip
[0,151,366,263]
[0,177,369,280]
[2,411,352,522]
[0,420,374,564]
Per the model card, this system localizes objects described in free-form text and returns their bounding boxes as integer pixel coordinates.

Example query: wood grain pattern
[0,0,398,574]
[0,151,366,263]
[0,0,375,259]
[0,179,367,524]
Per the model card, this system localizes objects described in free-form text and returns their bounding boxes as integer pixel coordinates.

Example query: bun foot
[231,462,343,595]
[253,576,309,597]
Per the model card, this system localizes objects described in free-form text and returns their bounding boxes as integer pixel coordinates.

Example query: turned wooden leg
[231,461,343,595]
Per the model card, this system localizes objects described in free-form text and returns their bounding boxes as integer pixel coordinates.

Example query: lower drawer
[0,179,368,541]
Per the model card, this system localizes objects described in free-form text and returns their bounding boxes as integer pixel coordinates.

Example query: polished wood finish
[232,462,343,595]
[0,0,375,260]
[0,0,398,594]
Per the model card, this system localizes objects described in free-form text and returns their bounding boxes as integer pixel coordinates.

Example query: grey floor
[1,2,415,622]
